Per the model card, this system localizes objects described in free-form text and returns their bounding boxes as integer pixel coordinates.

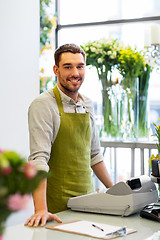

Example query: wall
[0,0,40,158]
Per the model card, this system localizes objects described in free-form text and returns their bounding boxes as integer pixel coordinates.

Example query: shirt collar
[56,84,84,105]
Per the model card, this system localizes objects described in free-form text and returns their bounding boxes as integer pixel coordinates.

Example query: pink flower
[2,166,12,175]
[7,193,31,211]
[24,161,37,179]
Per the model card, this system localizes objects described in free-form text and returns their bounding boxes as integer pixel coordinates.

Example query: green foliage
[39,0,57,93]
[0,150,49,234]
[81,38,120,72]
[40,0,57,50]
[40,76,56,93]
[118,46,145,78]
[0,150,49,207]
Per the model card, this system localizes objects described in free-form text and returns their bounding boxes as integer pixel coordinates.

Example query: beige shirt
[28,85,103,172]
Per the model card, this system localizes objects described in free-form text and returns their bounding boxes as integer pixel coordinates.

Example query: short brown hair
[54,43,86,66]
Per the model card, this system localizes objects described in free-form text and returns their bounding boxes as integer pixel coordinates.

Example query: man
[25,44,113,227]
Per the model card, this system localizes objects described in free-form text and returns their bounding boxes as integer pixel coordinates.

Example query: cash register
[67,175,158,216]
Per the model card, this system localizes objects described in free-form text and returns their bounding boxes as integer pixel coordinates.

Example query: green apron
[47,85,94,213]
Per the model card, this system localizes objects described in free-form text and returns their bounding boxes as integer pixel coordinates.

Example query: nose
[71,67,79,77]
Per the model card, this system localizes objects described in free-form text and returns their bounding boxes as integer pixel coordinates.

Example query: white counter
[3,210,160,240]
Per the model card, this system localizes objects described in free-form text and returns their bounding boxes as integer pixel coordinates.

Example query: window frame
[55,0,160,48]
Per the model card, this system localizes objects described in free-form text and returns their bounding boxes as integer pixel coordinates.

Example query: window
[56,0,160,182]
[56,0,160,126]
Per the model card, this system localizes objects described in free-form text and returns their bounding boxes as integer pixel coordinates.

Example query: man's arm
[91,161,113,188]
[24,179,62,227]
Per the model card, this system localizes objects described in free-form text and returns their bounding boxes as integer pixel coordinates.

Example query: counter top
[3,209,160,240]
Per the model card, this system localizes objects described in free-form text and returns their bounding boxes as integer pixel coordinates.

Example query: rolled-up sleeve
[90,121,104,167]
[28,98,55,172]
[91,152,103,166]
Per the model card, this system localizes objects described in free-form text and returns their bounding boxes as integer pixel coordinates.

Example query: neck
[57,83,79,103]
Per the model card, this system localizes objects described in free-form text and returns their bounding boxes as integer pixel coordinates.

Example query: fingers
[24,216,34,226]
[24,211,62,228]
[24,213,47,227]
[50,213,62,223]
[40,215,47,227]
[24,216,42,227]
[34,216,42,227]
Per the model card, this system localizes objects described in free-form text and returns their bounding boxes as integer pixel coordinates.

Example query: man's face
[53,52,86,99]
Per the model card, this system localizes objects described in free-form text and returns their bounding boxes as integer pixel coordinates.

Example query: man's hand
[24,210,62,227]
[24,179,62,227]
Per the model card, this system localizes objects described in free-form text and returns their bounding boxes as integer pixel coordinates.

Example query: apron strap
[53,85,89,114]
[53,85,64,115]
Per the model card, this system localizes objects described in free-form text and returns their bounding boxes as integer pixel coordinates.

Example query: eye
[64,66,71,69]
[77,65,84,69]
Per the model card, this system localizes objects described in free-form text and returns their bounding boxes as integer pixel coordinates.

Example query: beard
[58,74,84,93]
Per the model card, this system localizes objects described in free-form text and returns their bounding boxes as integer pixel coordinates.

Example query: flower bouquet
[81,37,153,140]
[0,150,48,238]
[117,46,144,80]
[81,37,120,71]
[117,46,145,139]
[81,38,121,137]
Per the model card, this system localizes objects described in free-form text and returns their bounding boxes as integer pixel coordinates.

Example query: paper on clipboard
[46,220,137,239]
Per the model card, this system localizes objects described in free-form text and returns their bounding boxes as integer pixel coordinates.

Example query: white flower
[144,56,155,68]
[96,43,102,48]
[95,49,103,54]
[98,58,103,63]
[110,51,117,58]
[85,47,89,51]
[95,49,99,54]
[90,47,96,52]
[107,51,112,55]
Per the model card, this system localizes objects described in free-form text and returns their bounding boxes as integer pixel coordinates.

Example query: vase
[97,68,139,140]
[120,76,139,140]
[101,86,120,138]
[138,65,151,139]
[138,94,150,139]
[104,83,124,139]
[98,67,121,138]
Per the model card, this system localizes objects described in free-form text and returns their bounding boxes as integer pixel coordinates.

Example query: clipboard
[46,220,137,239]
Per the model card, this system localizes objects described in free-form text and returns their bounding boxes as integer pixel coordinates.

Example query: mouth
[68,78,81,84]
[70,79,79,83]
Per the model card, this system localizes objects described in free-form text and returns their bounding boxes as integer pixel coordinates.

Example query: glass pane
[59,0,160,25]
[58,21,160,50]
[58,21,160,136]
[57,2,160,180]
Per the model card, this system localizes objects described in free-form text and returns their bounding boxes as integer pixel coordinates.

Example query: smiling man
[54,51,85,101]
[25,44,113,227]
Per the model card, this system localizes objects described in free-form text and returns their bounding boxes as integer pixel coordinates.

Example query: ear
[53,65,59,77]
